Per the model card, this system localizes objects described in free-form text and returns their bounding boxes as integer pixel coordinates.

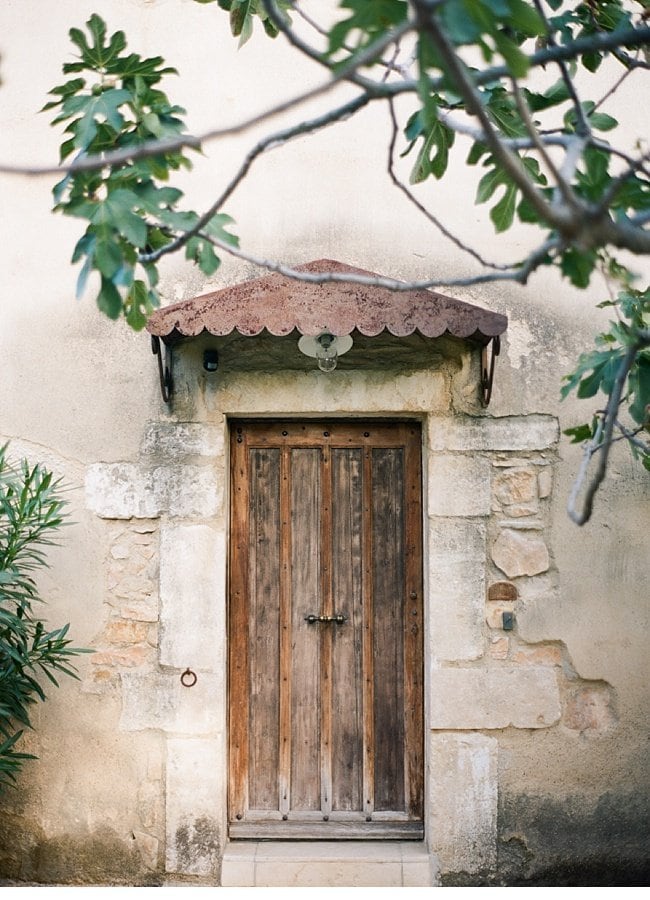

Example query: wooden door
[228,420,423,840]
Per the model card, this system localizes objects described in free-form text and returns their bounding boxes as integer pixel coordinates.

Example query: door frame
[226,417,425,841]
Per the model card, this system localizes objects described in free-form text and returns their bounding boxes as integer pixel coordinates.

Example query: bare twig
[193,227,562,290]
[532,0,590,138]
[139,92,370,265]
[509,76,579,210]
[386,100,512,271]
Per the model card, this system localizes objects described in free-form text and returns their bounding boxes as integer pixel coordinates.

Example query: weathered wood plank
[403,425,424,818]
[228,427,251,822]
[278,447,292,817]
[290,448,321,811]
[320,443,333,817]
[362,445,375,819]
[372,447,405,812]
[331,448,363,812]
[248,447,281,810]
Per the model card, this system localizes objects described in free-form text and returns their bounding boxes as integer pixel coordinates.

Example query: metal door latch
[304,614,347,625]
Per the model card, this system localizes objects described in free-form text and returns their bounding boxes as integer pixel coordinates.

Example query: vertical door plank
[290,448,321,810]
[403,426,424,818]
[278,447,292,816]
[361,446,375,818]
[330,448,363,811]
[371,447,405,811]
[320,443,333,816]
[229,430,251,821]
[248,447,281,810]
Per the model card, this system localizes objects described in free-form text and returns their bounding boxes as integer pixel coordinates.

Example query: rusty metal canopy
[146,259,507,345]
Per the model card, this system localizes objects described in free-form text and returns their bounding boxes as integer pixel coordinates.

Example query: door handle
[304,614,347,625]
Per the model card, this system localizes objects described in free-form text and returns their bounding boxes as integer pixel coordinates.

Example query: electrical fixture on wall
[203,349,219,372]
[298,332,353,372]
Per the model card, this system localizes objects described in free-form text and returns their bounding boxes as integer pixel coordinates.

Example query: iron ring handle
[180,667,197,687]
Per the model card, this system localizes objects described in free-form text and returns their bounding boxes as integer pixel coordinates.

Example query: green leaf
[96,277,123,319]
[493,31,530,78]
[124,280,150,331]
[93,189,148,248]
[563,423,594,444]
[490,181,517,232]
[409,117,455,183]
[629,356,650,425]
[94,239,123,279]
[560,248,597,288]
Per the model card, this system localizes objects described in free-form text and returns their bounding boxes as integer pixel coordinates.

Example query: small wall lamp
[203,349,219,372]
[298,332,353,372]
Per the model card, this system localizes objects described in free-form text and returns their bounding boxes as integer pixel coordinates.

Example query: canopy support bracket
[151,335,172,404]
[481,335,500,407]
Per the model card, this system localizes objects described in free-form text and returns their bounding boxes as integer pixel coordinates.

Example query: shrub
[0,445,86,791]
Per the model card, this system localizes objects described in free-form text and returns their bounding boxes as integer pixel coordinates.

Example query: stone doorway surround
[82,354,597,885]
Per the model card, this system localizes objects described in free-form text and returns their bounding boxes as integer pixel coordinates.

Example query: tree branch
[139,92,371,265]
[568,342,644,525]
[532,0,590,138]
[386,99,512,271]
[193,226,562,291]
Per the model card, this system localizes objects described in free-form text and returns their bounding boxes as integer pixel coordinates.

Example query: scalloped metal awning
[146,259,507,344]
[146,259,507,404]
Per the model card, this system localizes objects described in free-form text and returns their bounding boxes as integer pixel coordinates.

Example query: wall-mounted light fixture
[203,349,219,372]
[298,332,353,372]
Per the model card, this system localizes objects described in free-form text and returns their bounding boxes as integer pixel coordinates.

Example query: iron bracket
[151,334,172,404]
[481,335,501,407]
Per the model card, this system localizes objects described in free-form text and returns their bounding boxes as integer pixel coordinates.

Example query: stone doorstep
[221,841,440,887]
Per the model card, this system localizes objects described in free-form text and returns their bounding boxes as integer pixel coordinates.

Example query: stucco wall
[1,0,649,886]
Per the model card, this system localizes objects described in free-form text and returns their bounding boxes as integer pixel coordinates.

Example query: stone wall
[68,373,621,884]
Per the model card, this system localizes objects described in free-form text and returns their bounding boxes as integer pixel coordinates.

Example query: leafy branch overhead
[28,1,650,518]
[44,13,238,329]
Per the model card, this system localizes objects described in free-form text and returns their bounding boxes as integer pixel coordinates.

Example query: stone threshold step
[221,840,440,887]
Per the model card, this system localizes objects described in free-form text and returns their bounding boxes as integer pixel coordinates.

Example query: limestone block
[429,733,498,874]
[120,671,222,734]
[86,464,158,519]
[493,468,538,505]
[429,666,561,729]
[428,414,559,452]
[162,466,221,518]
[141,422,224,459]
[537,466,553,499]
[86,463,220,519]
[159,524,226,670]
[218,369,450,415]
[491,528,549,577]
[166,737,223,876]
[428,520,486,661]
[428,455,491,517]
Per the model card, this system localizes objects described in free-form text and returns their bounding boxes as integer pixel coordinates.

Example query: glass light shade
[298,332,353,372]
